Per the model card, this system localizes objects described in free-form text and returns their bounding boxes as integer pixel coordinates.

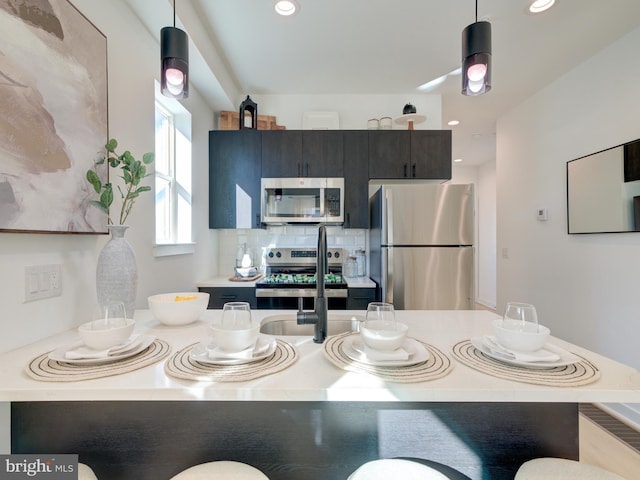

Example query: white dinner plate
[190,334,277,365]
[343,336,430,367]
[470,336,581,369]
[48,334,155,365]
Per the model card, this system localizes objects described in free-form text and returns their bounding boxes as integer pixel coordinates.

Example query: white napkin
[65,335,141,360]
[483,336,560,362]
[363,345,410,361]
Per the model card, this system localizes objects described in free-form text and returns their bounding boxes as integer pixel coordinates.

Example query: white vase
[96,225,137,317]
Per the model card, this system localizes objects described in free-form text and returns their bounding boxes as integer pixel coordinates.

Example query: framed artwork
[0,0,108,233]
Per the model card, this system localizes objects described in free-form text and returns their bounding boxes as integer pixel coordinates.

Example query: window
[154,86,193,255]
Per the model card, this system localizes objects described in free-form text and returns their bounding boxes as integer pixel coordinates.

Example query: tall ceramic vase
[96,225,137,318]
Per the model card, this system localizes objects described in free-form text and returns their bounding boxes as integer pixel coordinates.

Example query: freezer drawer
[382,246,474,310]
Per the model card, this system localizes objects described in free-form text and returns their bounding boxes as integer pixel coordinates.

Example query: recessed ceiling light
[454,158,463,163]
[448,120,460,126]
[529,0,556,13]
[275,0,298,16]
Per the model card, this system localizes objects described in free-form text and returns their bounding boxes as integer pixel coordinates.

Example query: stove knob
[268,251,274,258]
[334,251,340,259]
[276,251,282,258]
[327,252,332,258]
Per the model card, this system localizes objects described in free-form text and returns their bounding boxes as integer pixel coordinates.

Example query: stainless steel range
[255,247,348,309]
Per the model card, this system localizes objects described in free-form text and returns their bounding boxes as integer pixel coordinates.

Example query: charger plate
[323,333,453,383]
[452,340,600,387]
[165,339,297,382]
[25,339,171,382]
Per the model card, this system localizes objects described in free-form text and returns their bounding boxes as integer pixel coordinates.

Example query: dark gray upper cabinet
[262,130,344,177]
[261,131,302,177]
[343,131,369,229]
[302,131,344,177]
[368,130,451,180]
[209,130,262,229]
[411,130,452,180]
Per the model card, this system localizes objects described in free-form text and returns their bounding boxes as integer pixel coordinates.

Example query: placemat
[164,339,297,382]
[323,333,453,383]
[452,340,600,387]
[25,339,171,382]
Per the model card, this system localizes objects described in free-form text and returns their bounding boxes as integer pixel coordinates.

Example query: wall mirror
[567,139,640,234]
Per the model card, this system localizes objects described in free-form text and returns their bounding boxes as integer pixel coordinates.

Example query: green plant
[86,138,155,225]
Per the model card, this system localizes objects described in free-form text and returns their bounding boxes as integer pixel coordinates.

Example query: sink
[260,314,364,336]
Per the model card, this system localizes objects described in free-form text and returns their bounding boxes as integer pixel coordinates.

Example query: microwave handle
[319,187,325,216]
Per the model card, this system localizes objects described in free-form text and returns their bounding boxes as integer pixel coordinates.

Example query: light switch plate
[25,264,61,302]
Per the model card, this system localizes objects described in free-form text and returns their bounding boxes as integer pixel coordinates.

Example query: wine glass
[221,302,253,330]
[503,302,538,333]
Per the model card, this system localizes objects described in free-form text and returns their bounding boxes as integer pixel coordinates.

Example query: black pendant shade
[461,20,491,96]
[161,26,189,99]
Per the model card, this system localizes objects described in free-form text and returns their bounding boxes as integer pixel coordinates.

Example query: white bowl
[148,292,210,326]
[211,322,260,352]
[360,320,408,351]
[78,318,135,350]
[492,318,550,352]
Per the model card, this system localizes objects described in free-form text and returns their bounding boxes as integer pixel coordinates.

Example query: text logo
[0,455,78,479]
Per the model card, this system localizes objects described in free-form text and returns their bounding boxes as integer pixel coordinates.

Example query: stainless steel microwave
[261,177,344,225]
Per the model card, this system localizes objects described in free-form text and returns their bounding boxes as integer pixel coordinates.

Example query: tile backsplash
[217,226,368,276]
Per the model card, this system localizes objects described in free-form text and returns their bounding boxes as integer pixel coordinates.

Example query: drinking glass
[365,302,396,329]
[93,302,128,330]
[503,302,538,332]
[221,301,253,330]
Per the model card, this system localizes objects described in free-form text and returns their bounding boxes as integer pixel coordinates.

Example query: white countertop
[1,309,638,403]
[197,276,376,288]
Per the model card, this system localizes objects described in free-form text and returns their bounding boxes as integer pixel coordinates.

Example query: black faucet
[296,225,328,343]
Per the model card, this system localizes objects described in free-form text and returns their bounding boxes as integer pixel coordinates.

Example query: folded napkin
[65,335,141,360]
[483,336,560,363]
[363,345,410,361]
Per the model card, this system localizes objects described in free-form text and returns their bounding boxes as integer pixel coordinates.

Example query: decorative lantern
[239,95,258,129]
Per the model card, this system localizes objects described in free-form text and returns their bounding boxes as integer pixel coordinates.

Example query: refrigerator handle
[385,247,393,305]
[384,189,393,245]
[319,187,325,217]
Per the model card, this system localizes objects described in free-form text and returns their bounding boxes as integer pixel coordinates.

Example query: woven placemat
[323,333,453,383]
[25,339,171,382]
[164,339,298,382]
[452,340,600,387]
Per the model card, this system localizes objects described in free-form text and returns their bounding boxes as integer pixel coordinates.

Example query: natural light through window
[154,84,193,256]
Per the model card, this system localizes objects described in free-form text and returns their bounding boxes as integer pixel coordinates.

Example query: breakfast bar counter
[2,309,639,480]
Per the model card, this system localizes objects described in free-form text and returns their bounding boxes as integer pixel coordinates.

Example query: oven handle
[256,288,347,298]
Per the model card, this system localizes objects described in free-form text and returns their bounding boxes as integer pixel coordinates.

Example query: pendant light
[461,0,491,96]
[161,0,189,99]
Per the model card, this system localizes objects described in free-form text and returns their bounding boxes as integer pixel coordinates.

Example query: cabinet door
[198,286,257,309]
[261,131,303,177]
[347,287,377,310]
[368,131,411,179]
[209,130,262,229]
[343,131,369,229]
[410,130,452,180]
[302,131,344,177]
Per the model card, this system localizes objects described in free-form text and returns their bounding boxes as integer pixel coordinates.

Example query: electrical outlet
[24,264,62,302]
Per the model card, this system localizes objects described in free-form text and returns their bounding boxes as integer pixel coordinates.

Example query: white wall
[497,26,640,373]
[0,0,217,354]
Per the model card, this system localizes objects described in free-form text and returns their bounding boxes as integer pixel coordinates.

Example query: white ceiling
[127,0,640,167]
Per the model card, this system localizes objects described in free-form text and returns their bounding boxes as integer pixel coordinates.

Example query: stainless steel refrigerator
[369,183,475,310]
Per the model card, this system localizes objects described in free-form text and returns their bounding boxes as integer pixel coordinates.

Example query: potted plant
[86,138,155,225]
[86,138,154,317]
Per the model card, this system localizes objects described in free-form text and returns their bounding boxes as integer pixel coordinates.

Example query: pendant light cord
[475,0,478,22]
[173,0,176,28]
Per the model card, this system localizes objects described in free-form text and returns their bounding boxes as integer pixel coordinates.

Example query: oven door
[261,178,344,224]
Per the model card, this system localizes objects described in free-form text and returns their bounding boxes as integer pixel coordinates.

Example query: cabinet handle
[221,294,237,300]
[412,163,416,177]
[403,164,408,177]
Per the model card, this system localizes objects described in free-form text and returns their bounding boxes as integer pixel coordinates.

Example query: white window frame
[153,83,194,257]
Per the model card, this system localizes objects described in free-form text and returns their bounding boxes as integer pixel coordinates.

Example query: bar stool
[169,461,269,480]
[78,463,98,480]
[515,458,627,479]
[347,458,471,480]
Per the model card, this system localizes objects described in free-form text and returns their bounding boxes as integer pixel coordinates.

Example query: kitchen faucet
[296,225,328,343]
